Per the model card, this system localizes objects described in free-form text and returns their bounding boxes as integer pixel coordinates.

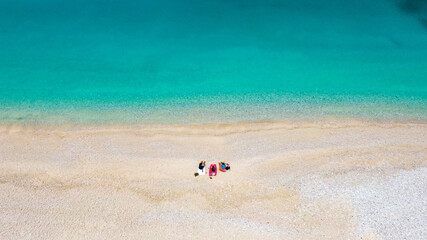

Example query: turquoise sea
[1,0,426,124]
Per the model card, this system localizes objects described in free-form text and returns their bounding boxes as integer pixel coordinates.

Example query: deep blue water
[0,0,426,123]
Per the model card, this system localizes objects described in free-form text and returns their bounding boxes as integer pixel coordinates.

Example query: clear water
[1,0,426,124]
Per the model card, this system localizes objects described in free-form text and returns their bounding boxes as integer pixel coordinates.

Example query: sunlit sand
[1,120,425,239]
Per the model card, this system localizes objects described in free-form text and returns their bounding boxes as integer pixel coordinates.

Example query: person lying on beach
[209,164,217,179]
[219,162,230,172]
[197,161,206,175]
[199,161,205,170]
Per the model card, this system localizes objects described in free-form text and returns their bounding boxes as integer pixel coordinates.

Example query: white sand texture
[0,120,426,239]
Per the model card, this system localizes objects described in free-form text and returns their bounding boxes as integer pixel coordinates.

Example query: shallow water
[1,0,426,124]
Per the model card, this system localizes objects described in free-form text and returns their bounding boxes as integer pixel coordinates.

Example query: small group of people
[195,160,230,178]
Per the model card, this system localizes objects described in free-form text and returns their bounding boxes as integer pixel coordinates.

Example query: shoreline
[1,96,426,126]
[1,117,426,134]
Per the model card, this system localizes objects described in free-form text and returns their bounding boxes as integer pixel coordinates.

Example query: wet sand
[0,120,426,239]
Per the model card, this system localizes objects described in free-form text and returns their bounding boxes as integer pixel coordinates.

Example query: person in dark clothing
[196,161,206,176]
[225,163,230,170]
[199,161,205,170]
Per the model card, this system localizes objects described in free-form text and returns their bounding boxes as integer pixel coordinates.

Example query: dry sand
[0,120,426,239]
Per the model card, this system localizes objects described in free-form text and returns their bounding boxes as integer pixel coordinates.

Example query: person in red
[209,164,217,178]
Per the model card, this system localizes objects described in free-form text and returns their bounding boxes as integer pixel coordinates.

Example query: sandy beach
[0,120,426,239]
[1,0,427,239]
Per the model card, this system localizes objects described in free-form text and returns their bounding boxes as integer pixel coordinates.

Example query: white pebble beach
[0,120,426,239]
